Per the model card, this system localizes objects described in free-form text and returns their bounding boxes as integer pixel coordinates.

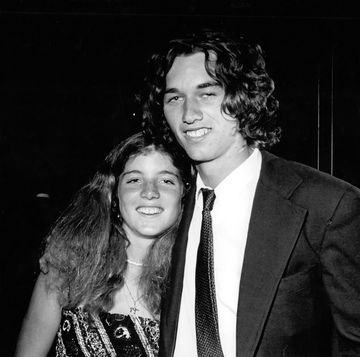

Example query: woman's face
[118,148,184,241]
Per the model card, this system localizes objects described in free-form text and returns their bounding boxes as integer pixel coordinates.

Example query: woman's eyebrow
[121,170,142,177]
[122,170,179,178]
[159,170,180,178]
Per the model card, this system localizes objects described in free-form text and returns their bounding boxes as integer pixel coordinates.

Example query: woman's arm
[15,272,62,357]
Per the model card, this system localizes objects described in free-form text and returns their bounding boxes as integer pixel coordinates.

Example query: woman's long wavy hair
[141,28,281,149]
[40,132,192,317]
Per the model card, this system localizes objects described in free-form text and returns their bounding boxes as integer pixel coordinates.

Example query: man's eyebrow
[164,81,220,95]
[197,81,220,89]
[163,88,178,95]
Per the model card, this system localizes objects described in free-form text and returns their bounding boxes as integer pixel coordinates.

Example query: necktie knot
[201,188,216,212]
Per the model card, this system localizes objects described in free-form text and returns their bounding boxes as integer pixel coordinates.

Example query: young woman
[15,132,192,357]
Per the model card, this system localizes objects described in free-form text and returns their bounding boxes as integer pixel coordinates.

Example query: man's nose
[141,181,160,199]
[183,99,202,124]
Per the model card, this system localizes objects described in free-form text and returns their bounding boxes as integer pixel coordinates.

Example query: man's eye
[166,95,182,104]
[202,92,215,98]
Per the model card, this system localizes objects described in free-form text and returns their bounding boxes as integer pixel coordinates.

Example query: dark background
[1,1,360,355]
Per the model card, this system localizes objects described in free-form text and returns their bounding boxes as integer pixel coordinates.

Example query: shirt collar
[195,148,262,202]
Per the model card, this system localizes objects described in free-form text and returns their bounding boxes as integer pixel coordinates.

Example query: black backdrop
[1,2,360,355]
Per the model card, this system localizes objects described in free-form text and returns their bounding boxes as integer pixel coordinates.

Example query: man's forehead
[172,50,217,67]
[166,52,217,81]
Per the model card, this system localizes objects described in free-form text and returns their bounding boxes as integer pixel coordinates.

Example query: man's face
[163,52,245,167]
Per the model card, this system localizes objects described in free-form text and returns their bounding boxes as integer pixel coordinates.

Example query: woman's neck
[125,233,155,265]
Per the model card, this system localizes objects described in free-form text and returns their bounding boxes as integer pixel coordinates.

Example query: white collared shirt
[173,148,262,357]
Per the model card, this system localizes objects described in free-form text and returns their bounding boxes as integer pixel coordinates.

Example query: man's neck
[196,145,253,188]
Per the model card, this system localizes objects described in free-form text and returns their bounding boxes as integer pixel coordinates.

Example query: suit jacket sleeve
[321,185,360,354]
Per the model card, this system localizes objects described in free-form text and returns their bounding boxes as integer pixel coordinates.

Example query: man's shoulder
[261,150,360,198]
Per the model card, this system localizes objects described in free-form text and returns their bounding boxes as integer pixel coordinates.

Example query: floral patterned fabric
[56,307,159,357]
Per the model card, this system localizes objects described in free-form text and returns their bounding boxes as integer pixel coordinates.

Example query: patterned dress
[55,307,159,356]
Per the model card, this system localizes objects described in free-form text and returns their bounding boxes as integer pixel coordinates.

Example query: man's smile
[184,128,211,139]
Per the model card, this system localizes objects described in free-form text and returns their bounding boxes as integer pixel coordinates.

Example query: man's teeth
[137,207,162,215]
[186,128,210,138]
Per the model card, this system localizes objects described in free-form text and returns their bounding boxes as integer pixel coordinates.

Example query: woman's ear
[111,195,121,220]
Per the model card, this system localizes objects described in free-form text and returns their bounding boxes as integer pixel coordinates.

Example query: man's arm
[15,273,61,357]
[321,186,360,354]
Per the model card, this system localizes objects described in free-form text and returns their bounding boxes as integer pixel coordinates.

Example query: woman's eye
[161,178,175,185]
[126,178,140,184]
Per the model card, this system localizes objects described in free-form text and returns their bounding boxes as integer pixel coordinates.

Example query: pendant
[130,306,139,315]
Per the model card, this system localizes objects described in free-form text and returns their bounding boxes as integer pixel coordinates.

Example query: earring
[111,195,121,221]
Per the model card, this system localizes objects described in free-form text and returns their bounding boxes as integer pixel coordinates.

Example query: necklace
[124,279,144,315]
[126,258,144,267]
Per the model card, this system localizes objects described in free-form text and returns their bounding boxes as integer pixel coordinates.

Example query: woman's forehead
[125,148,175,170]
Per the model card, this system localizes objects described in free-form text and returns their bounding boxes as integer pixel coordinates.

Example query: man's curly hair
[141,29,281,149]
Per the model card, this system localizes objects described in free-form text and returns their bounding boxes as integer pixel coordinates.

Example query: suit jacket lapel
[160,183,196,357]
[236,151,307,356]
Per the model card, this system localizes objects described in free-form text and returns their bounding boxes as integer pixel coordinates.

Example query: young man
[141,29,360,356]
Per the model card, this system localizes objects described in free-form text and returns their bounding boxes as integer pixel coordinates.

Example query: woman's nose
[140,181,160,199]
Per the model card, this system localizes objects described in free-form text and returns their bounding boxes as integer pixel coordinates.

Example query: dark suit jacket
[160,150,360,356]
